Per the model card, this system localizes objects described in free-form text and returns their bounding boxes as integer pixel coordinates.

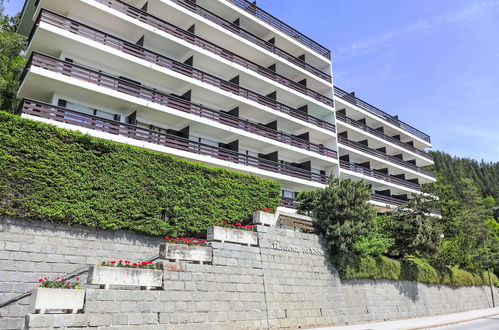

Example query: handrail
[20,99,330,184]
[170,0,332,83]
[336,112,433,161]
[93,0,332,82]
[339,160,421,190]
[371,193,408,206]
[25,51,336,136]
[0,254,159,309]
[35,9,333,109]
[337,136,435,177]
[334,87,431,143]
[227,0,331,59]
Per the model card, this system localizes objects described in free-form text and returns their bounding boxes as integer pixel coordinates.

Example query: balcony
[339,160,421,191]
[24,52,336,134]
[23,52,337,159]
[371,193,408,206]
[334,87,431,143]
[90,0,332,83]
[336,112,433,161]
[337,136,435,178]
[279,197,301,209]
[168,0,332,81]
[227,0,331,59]
[19,99,330,185]
[33,10,333,109]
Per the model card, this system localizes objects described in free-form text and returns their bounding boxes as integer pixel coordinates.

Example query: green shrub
[0,111,280,236]
[338,255,499,287]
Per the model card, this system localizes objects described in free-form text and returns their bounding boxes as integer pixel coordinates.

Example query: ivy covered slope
[0,112,280,236]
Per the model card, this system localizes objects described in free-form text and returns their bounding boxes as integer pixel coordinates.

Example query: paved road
[432,314,499,330]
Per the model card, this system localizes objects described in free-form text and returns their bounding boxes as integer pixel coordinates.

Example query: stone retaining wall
[0,216,497,329]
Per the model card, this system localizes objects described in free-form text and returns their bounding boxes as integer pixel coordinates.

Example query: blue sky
[3,0,499,161]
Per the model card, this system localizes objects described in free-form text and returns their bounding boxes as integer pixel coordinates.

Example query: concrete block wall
[0,216,163,329]
[1,216,497,329]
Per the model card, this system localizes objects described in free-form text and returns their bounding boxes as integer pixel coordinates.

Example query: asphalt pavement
[432,314,499,330]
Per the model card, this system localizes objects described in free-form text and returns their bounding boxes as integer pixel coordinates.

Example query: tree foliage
[0,111,280,237]
[0,12,26,113]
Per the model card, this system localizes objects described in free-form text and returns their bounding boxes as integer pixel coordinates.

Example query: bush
[338,255,499,287]
[0,112,280,236]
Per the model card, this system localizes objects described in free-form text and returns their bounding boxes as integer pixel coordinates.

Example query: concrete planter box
[159,243,212,264]
[31,288,85,314]
[87,265,163,290]
[207,226,258,246]
[252,210,276,226]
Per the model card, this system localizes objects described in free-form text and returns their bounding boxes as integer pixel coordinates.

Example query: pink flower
[56,276,60,280]
[61,278,65,281]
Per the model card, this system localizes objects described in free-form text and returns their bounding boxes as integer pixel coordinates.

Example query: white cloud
[337,0,499,60]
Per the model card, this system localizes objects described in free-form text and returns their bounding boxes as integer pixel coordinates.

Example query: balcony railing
[170,0,332,82]
[25,52,336,137]
[23,53,336,158]
[35,10,333,111]
[339,160,421,191]
[91,0,332,83]
[227,0,331,59]
[337,136,435,178]
[19,99,330,185]
[336,112,433,161]
[371,193,407,206]
[334,87,431,143]
[279,197,301,209]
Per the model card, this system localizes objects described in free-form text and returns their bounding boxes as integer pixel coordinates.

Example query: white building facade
[17,0,435,212]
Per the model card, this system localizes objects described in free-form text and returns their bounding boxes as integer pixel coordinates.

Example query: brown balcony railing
[170,0,332,83]
[334,87,431,143]
[34,10,333,111]
[91,0,332,82]
[25,52,336,135]
[19,99,330,184]
[336,112,433,161]
[279,197,302,209]
[227,0,331,59]
[23,53,336,158]
[339,160,421,191]
[371,193,407,206]
[337,136,435,178]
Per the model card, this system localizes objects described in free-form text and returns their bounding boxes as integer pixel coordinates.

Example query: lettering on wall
[270,241,324,255]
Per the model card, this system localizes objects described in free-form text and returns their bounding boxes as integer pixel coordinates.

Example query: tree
[387,194,442,258]
[298,178,381,256]
[0,12,26,113]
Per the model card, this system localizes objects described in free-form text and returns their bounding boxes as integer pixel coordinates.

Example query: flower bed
[87,261,163,290]
[214,220,254,231]
[252,209,276,226]
[207,226,258,246]
[164,236,207,246]
[32,276,84,314]
[159,243,212,264]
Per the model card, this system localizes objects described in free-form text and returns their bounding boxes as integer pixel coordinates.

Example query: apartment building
[16,0,435,212]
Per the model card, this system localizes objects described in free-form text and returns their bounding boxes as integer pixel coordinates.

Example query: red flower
[164,236,170,240]
[66,281,71,286]
[38,279,44,282]
[235,223,242,226]
[222,220,227,224]
[125,261,130,264]
[133,263,138,266]
[56,276,60,280]
[118,260,123,263]
[76,277,80,281]
[61,278,65,281]
[44,277,47,280]
[141,261,153,265]
[246,225,254,229]
[202,239,207,243]
[110,261,116,264]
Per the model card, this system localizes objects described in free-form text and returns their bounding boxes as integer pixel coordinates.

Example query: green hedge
[337,255,499,287]
[0,112,280,236]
